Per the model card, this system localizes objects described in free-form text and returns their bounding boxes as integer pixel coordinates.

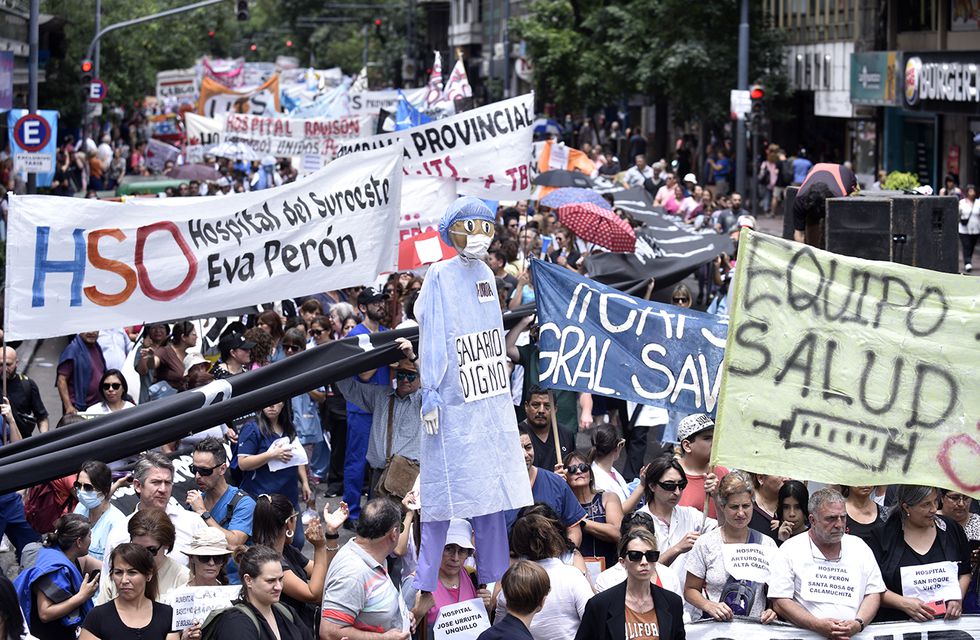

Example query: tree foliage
[514,0,786,128]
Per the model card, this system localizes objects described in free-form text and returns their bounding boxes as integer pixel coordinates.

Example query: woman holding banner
[871,485,971,622]
[683,471,778,623]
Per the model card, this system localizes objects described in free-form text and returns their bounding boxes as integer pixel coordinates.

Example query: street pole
[362,24,369,70]
[27,0,39,194]
[734,0,748,197]
[751,115,760,217]
[502,0,510,99]
[92,0,101,140]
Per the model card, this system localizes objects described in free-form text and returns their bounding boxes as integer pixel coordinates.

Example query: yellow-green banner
[713,230,980,497]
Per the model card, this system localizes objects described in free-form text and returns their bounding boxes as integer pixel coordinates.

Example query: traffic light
[80,59,93,85]
[236,0,249,21]
[249,43,257,52]
[285,39,293,48]
[208,29,215,39]
[374,19,385,44]
[749,84,765,123]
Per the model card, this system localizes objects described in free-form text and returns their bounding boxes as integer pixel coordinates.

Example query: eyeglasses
[310,329,325,336]
[102,382,122,390]
[189,464,221,477]
[624,550,660,563]
[656,480,688,492]
[395,371,418,382]
[195,554,229,565]
[567,463,590,475]
[672,298,689,304]
[73,481,96,492]
[283,344,302,353]
[944,494,971,505]
[143,545,162,557]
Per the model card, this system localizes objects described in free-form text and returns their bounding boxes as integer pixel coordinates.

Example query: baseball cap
[221,333,256,353]
[677,414,715,442]
[444,519,475,550]
[683,173,697,184]
[737,214,756,229]
[356,287,389,306]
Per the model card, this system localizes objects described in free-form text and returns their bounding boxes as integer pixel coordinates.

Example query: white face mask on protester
[77,489,103,510]
[461,234,492,260]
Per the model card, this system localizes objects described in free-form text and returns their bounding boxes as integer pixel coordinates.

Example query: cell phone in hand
[87,570,101,582]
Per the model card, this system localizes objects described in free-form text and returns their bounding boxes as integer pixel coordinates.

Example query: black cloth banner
[586,187,734,290]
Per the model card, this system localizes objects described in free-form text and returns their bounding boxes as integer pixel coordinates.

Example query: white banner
[686,616,980,640]
[4,145,404,340]
[163,585,239,630]
[348,88,426,116]
[156,68,198,103]
[432,598,490,640]
[223,113,373,161]
[184,112,224,161]
[398,175,457,241]
[337,93,535,200]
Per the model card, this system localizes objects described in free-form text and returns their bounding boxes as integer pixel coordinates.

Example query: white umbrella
[210,140,260,162]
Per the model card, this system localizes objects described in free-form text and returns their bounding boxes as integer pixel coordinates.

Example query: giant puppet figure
[414,197,533,591]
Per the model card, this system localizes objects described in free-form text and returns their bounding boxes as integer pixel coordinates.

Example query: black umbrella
[533,169,594,188]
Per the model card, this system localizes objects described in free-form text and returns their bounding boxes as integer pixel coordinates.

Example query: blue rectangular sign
[531,259,728,416]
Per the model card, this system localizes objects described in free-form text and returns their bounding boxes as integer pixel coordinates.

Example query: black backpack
[200,602,295,640]
[776,159,794,187]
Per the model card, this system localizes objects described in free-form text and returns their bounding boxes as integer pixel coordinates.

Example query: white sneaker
[965,263,973,272]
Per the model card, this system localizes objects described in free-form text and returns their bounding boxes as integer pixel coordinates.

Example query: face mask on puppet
[450,218,495,260]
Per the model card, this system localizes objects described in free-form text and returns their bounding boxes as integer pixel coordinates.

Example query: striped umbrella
[557,202,636,253]
[540,187,611,211]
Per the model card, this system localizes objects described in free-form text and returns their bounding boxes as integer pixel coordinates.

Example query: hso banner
[530,259,728,416]
[4,144,403,341]
[337,93,535,200]
[713,231,980,498]
[223,113,373,161]
[197,74,281,118]
[686,616,980,640]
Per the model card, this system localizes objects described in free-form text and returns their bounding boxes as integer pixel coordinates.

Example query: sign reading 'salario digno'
[903,51,980,112]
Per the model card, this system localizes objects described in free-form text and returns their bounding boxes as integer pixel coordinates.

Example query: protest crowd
[0,55,978,640]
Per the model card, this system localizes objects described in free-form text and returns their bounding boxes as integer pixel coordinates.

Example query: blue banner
[7,109,58,188]
[530,259,728,416]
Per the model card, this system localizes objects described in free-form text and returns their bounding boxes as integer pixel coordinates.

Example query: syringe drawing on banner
[754,409,918,474]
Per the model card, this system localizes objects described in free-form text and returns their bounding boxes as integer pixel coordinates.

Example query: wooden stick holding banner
[549,390,562,468]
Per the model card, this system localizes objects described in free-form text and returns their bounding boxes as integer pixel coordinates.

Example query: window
[897,0,935,31]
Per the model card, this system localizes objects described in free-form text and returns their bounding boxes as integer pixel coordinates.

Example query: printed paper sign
[156,68,197,103]
[4,144,403,341]
[722,544,771,582]
[337,93,535,200]
[900,561,960,603]
[455,328,509,403]
[800,563,858,606]
[267,436,309,472]
[224,113,373,161]
[432,598,490,640]
[685,616,980,640]
[164,585,239,630]
[713,231,980,497]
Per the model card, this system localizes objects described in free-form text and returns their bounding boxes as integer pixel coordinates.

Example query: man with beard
[184,437,255,548]
[712,192,744,235]
[342,287,390,527]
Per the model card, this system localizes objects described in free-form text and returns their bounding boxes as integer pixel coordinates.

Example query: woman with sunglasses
[72,460,127,562]
[80,543,182,640]
[684,471,778,623]
[86,369,134,415]
[564,450,622,570]
[251,493,348,633]
[638,455,717,587]
[13,514,99,640]
[184,529,232,587]
[237,400,312,550]
[97,508,188,604]
[575,529,685,640]
[308,315,332,348]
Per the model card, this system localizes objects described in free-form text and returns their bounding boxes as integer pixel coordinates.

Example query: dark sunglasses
[283,344,302,353]
[143,545,162,556]
[672,297,689,303]
[395,371,418,382]
[195,554,229,565]
[102,382,122,390]
[567,463,590,475]
[310,328,325,336]
[189,464,221,477]
[624,550,660,563]
[656,480,688,492]
[73,481,96,492]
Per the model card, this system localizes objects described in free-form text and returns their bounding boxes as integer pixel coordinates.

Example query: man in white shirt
[770,488,884,639]
[102,451,207,570]
[624,155,653,187]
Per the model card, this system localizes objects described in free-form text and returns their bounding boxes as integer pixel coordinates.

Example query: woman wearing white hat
[184,529,232,587]
[411,519,493,635]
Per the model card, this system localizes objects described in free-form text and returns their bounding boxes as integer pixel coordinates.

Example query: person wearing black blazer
[575,530,686,640]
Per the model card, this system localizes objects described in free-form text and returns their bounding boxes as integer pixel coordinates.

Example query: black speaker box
[824,195,959,273]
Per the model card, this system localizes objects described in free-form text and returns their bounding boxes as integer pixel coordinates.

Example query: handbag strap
[385,394,395,460]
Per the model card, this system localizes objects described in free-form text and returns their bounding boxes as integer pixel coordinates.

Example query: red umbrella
[556,202,636,253]
[398,230,457,270]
